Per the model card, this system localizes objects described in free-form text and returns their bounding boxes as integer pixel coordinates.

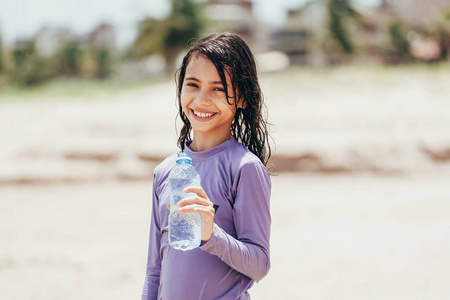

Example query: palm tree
[132,0,205,74]
[299,0,367,54]
[0,35,4,74]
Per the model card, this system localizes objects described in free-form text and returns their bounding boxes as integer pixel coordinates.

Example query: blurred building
[271,0,450,66]
[271,4,327,66]
[35,27,73,57]
[33,23,117,58]
[365,0,448,62]
[205,0,269,53]
[272,4,327,65]
[86,23,116,51]
[384,0,450,26]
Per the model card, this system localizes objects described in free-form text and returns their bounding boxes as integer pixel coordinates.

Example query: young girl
[142,32,272,300]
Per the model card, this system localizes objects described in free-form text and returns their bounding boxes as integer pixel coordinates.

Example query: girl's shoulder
[231,142,264,167]
[227,142,269,178]
[230,145,271,192]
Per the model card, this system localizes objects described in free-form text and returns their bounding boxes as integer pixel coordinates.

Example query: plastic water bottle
[168,152,201,251]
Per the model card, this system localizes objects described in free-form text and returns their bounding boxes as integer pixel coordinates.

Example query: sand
[1,173,450,299]
[1,66,450,299]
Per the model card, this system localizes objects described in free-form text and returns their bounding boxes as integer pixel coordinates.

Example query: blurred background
[1,0,450,299]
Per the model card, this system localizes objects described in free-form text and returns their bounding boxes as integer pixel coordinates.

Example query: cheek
[180,90,189,106]
[180,96,191,115]
[220,100,237,114]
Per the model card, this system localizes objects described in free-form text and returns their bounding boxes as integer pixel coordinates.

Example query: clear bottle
[168,152,202,251]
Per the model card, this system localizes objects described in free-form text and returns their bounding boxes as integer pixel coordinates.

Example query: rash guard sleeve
[200,159,271,282]
[142,174,162,300]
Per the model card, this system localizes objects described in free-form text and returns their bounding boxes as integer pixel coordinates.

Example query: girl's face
[181,54,241,142]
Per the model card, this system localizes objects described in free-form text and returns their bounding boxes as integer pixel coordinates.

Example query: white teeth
[194,110,213,118]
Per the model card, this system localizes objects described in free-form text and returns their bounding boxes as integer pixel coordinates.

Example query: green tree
[12,40,54,86]
[0,36,4,74]
[299,0,367,55]
[94,46,113,79]
[133,0,205,74]
[57,40,83,76]
[326,0,358,53]
[388,20,413,62]
[432,8,450,61]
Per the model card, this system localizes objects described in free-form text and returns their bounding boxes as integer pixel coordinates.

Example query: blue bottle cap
[176,152,192,164]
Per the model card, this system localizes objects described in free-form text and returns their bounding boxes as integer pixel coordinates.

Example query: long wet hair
[176,32,272,167]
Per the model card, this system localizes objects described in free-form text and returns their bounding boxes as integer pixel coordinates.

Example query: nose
[194,89,211,107]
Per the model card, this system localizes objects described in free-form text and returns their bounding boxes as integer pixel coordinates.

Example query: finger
[167,204,170,210]
[184,186,208,199]
[178,195,213,208]
[178,204,215,219]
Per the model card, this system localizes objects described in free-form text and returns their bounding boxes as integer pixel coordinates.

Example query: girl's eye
[214,87,225,92]
[186,83,198,88]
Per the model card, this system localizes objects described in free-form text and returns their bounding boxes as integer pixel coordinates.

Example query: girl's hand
[176,186,215,242]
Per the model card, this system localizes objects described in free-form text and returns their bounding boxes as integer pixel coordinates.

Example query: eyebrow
[185,77,223,85]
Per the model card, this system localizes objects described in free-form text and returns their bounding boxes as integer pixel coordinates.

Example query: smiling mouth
[192,109,216,118]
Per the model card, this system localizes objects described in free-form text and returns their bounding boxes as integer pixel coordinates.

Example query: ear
[237,95,247,109]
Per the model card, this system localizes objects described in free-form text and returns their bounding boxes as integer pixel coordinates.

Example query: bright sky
[0,0,307,48]
[0,0,380,48]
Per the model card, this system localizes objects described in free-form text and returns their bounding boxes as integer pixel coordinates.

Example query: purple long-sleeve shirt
[142,137,271,300]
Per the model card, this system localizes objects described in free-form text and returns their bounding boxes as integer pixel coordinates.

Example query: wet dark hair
[176,32,272,166]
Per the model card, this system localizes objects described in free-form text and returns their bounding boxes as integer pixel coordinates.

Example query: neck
[189,131,232,152]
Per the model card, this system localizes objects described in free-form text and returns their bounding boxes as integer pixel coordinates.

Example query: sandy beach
[1,66,450,299]
[2,172,450,299]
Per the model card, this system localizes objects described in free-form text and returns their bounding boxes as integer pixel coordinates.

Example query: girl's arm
[142,175,162,300]
[201,161,271,282]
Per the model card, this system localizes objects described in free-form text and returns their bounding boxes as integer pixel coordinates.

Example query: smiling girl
[142,32,272,300]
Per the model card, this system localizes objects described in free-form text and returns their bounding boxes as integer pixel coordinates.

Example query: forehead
[185,54,232,83]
